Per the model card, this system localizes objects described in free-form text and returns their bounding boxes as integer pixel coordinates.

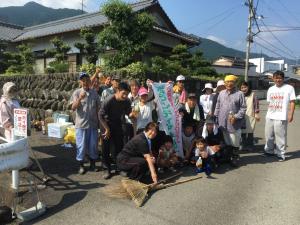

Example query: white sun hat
[202,83,213,92]
[176,75,185,81]
[216,80,225,87]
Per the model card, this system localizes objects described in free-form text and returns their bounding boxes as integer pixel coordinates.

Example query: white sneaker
[158,168,164,173]
[169,167,177,172]
[277,155,285,162]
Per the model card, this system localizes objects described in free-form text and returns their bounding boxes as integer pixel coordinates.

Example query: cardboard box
[57,114,70,123]
[47,122,73,138]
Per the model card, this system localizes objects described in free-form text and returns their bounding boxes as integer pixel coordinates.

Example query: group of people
[0,68,295,184]
[69,68,296,184]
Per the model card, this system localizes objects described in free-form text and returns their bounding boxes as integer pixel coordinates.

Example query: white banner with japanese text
[152,82,183,158]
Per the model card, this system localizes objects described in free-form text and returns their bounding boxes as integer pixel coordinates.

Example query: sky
[1,0,300,61]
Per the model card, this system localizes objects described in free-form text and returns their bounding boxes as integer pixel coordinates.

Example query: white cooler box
[48,122,73,138]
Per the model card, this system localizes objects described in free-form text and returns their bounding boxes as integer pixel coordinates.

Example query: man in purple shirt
[214,75,246,167]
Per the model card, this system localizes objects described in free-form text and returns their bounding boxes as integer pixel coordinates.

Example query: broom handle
[146,172,183,188]
[159,172,183,184]
[154,175,202,190]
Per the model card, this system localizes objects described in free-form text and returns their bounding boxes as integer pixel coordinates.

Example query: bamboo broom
[102,172,182,199]
[122,175,202,207]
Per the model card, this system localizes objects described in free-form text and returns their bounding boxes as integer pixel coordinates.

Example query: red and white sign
[14,108,28,137]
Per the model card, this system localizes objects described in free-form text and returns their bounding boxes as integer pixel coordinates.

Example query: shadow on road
[22,191,88,225]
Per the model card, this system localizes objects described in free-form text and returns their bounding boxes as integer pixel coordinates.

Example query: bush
[45,67,55,74]
[122,62,147,82]
[79,63,96,75]
[48,61,69,73]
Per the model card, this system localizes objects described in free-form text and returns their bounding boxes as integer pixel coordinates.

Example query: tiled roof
[0,22,24,41]
[6,0,197,45]
[13,0,156,42]
[154,27,199,44]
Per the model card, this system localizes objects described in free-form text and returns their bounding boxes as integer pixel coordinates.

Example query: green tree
[189,50,216,76]
[46,36,71,63]
[0,41,9,74]
[148,45,217,80]
[5,43,35,74]
[45,36,71,73]
[98,0,154,69]
[75,27,100,64]
[169,44,192,69]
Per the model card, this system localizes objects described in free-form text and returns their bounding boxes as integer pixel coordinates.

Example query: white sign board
[13,108,28,137]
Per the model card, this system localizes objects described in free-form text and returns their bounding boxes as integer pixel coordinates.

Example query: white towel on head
[185,103,201,121]
[202,123,218,139]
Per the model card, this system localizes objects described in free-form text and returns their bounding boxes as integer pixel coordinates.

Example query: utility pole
[81,0,85,14]
[245,0,254,82]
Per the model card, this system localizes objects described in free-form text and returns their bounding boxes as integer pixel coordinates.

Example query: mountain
[0,2,293,64]
[192,37,272,61]
[0,1,85,27]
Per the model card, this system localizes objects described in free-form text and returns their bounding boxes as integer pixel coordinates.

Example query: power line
[261,24,300,29]
[261,28,300,32]
[202,9,238,34]
[183,3,241,31]
[255,42,285,58]
[275,0,300,25]
[260,20,295,56]
[261,0,293,27]
[255,35,295,58]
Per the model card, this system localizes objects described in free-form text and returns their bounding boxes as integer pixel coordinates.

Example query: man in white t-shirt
[264,70,296,161]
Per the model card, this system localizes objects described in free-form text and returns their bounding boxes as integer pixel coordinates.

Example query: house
[212,55,259,88]
[1,0,199,74]
[212,55,258,76]
[249,58,287,74]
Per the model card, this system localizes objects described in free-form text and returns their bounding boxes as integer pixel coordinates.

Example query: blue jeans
[75,128,98,162]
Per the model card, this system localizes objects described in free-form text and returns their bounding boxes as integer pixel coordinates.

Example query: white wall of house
[34,59,44,74]
[250,57,286,73]
[212,65,258,77]
[249,58,264,73]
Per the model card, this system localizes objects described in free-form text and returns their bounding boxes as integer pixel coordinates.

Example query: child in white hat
[199,83,214,118]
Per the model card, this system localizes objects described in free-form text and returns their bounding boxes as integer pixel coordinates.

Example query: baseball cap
[138,87,148,96]
[188,93,197,98]
[79,72,89,80]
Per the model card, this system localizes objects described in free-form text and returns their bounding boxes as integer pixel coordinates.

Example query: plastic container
[47,122,73,138]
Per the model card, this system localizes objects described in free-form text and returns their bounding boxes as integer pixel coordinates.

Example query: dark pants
[122,123,134,144]
[117,154,148,180]
[215,146,238,163]
[241,133,254,146]
[151,130,166,158]
[102,132,124,171]
[198,156,216,169]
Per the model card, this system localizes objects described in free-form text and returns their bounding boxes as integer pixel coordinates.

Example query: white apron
[242,92,256,134]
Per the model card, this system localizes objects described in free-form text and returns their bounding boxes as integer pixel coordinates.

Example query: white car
[297,95,300,100]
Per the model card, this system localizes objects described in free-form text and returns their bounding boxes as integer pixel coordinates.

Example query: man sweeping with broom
[116,122,158,184]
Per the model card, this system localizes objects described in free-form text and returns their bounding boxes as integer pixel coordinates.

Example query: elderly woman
[0,82,20,141]
[173,75,187,109]
[200,83,214,118]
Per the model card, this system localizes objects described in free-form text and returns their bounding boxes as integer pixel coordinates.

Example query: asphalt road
[20,100,300,225]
